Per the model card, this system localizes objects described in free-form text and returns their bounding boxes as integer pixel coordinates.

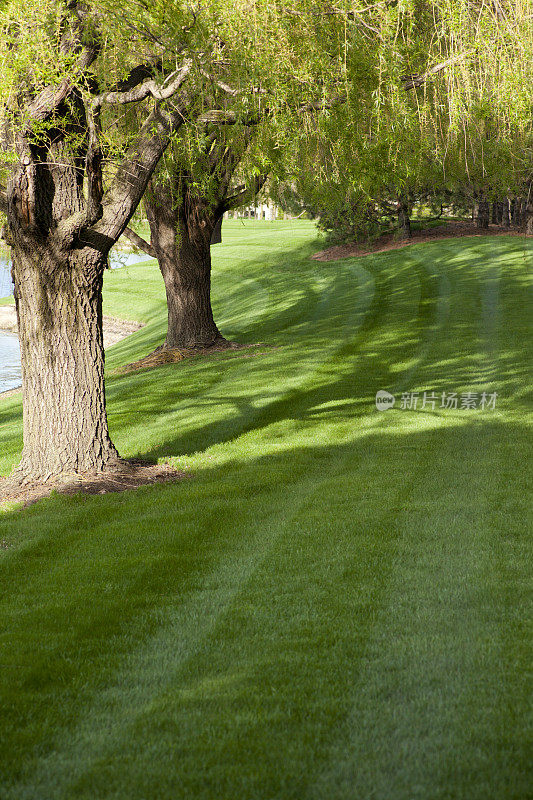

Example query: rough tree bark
[502,198,512,227]
[4,112,186,479]
[512,197,525,228]
[2,76,118,479]
[144,182,224,349]
[525,194,533,235]
[474,193,490,228]
[12,237,117,478]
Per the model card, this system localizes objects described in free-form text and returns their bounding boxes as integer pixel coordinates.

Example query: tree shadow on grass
[0,236,531,476]
[117,239,525,461]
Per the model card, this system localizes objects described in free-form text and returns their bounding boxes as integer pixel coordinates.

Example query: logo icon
[375,390,395,411]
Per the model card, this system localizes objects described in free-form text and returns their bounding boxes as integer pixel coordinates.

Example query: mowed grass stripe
[3,416,419,799]
[51,429,430,800]
[307,418,531,800]
[3,470,350,798]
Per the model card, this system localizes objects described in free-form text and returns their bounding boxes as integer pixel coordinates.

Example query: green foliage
[279,1,533,242]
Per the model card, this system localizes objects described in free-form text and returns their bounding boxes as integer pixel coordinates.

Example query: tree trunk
[397,199,411,238]
[135,136,264,352]
[11,239,118,480]
[474,195,490,228]
[525,201,533,235]
[502,198,512,227]
[0,36,189,481]
[511,198,523,227]
[145,188,224,349]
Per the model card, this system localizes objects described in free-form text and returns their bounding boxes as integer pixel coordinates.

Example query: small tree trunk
[491,202,498,224]
[502,198,512,228]
[474,194,490,229]
[397,199,411,238]
[511,198,523,227]
[12,240,118,480]
[519,199,525,226]
[524,201,533,235]
[145,190,224,349]
[159,231,222,349]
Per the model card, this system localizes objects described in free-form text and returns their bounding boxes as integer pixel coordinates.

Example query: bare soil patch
[312,221,530,262]
[0,459,190,510]
[101,315,144,348]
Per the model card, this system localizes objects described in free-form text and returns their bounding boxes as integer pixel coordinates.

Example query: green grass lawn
[0,221,531,800]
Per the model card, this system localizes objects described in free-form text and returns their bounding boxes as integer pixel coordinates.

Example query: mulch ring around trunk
[311,221,530,262]
[0,459,191,510]
[113,341,277,376]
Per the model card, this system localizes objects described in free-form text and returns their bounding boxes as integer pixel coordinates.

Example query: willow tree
[123,4,353,350]
[126,129,268,349]
[0,0,297,480]
[434,0,533,229]
[0,1,196,479]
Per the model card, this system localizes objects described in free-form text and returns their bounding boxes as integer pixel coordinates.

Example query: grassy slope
[0,221,531,800]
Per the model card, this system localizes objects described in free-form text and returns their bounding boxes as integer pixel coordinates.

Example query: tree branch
[197,109,241,124]
[403,52,471,90]
[103,60,164,95]
[92,60,192,110]
[123,227,156,257]
[297,91,347,113]
[85,102,104,222]
[58,65,193,248]
[26,1,100,125]
[91,103,185,243]
[199,68,267,99]
[223,173,269,212]
[54,95,104,249]
[196,89,347,126]
[199,69,239,97]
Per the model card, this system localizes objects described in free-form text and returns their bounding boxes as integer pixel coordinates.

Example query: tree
[281,1,533,244]
[120,5,351,351]
[0,0,355,478]
[0,0,203,479]
[125,126,268,349]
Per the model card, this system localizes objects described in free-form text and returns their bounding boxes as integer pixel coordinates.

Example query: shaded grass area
[0,221,531,799]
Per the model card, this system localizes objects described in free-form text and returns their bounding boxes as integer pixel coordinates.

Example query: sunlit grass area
[0,221,531,799]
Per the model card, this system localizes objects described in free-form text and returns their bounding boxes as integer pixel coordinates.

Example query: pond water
[0,251,150,394]
[0,259,12,298]
[0,258,18,394]
[0,328,21,393]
